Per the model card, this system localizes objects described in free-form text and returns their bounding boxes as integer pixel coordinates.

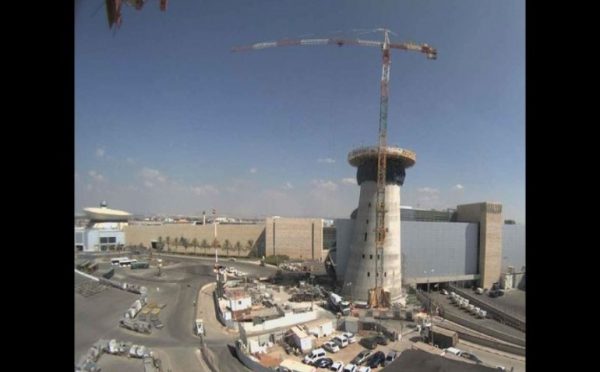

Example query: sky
[75,0,525,223]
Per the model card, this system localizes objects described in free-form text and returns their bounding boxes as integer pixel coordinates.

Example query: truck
[119,317,152,334]
[195,319,205,336]
[328,293,351,316]
[131,261,150,270]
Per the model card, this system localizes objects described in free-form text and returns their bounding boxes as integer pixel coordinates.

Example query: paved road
[75,253,277,371]
[428,292,525,341]
[456,341,525,372]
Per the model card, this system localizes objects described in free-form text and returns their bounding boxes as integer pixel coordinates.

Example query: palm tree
[165,236,171,252]
[201,239,209,255]
[246,239,254,255]
[235,241,242,257]
[180,236,188,254]
[192,238,199,256]
[174,237,180,253]
[224,239,231,257]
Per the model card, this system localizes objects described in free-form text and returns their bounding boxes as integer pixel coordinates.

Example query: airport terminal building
[75,201,524,291]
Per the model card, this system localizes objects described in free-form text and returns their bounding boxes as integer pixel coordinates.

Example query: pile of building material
[76,338,162,372]
[75,278,108,298]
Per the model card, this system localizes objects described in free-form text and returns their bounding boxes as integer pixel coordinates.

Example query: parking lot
[276,330,408,370]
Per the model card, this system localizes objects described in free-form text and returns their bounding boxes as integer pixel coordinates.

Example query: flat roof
[84,207,131,219]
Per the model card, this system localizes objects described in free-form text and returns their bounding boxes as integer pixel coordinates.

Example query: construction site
[76,3,524,372]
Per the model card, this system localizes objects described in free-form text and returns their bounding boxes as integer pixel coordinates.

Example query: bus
[111,257,138,267]
[111,257,129,265]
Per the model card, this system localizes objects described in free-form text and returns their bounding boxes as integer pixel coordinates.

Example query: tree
[224,239,231,257]
[201,239,209,255]
[174,237,180,252]
[235,241,242,257]
[165,236,171,252]
[157,236,163,251]
[192,238,199,256]
[181,236,188,254]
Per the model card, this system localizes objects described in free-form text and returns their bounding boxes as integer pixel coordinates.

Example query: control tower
[342,146,416,302]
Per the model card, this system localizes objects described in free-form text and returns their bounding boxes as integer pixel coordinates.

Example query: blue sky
[75,0,524,222]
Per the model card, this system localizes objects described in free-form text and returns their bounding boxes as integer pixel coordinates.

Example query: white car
[303,348,326,364]
[330,361,344,372]
[333,335,349,348]
[342,332,357,343]
[323,341,340,353]
[343,363,357,372]
[357,367,371,372]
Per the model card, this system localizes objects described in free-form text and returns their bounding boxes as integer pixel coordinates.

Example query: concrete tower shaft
[342,146,415,302]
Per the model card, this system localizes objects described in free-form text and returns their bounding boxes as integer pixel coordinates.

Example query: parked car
[314,358,334,368]
[384,350,399,366]
[359,337,378,350]
[460,352,483,364]
[330,361,344,372]
[373,334,388,345]
[333,335,349,348]
[303,348,327,364]
[444,347,463,356]
[343,363,358,372]
[351,350,373,365]
[323,341,340,353]
[357,367,372,372]
[342,332,357,343]
[366,351,386,368]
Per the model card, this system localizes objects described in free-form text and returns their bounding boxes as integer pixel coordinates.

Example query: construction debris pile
[75,338,162,372]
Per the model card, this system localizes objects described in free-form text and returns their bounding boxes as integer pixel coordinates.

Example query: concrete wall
[502,224,525,272]
[240,309,321,335]
[402,221,479,281]
[342,182,403,301]
[334,219,479,284]
[124,224,265,256]
[265,218,323,260]
[456,203,503,289]
[334,218,354,281]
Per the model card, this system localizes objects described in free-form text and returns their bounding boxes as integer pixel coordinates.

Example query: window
[377,254,380,259]
[108,237,116,243]
[368,202,371,207]
[100,237,108,244]
[367,272,370,277]
[366,219,369,224]
[384,272,387,277]
[364,232,367,241]
[238,300,242,305]
[376,272,379,277]
[362,254,365,259]
[369,254,373,259]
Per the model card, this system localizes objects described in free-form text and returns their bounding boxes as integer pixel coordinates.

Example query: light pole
[346,282,352,302]
[424,268,435,345]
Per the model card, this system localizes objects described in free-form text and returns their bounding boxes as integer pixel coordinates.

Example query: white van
[303,348,326,364]
[332,335,349,348]
[444,347,463,356]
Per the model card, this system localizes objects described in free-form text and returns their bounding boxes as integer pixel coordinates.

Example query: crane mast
[375,30,391,296]
[233,29,436,306]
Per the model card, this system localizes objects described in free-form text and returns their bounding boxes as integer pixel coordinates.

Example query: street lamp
[345,282,352,301]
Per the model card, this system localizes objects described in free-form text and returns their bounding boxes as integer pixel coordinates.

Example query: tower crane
[233,29,436,306]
